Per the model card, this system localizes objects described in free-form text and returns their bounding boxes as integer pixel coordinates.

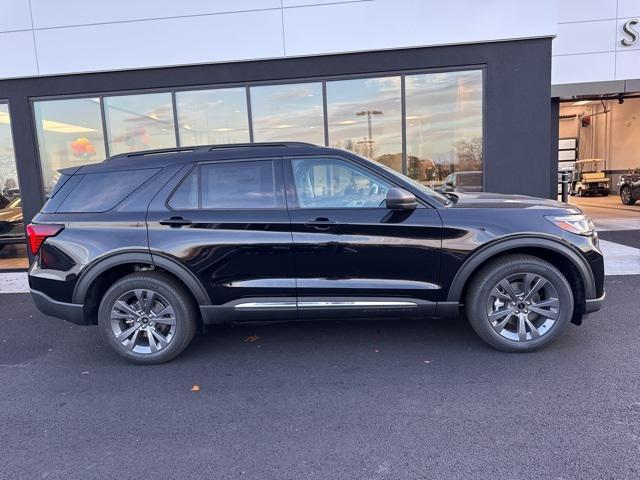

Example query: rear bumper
[584,291,605,314]
[30,289,87,325]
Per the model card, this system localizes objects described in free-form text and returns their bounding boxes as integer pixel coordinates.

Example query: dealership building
[0,0,638,270]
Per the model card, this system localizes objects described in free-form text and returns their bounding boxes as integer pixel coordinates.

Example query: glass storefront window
[405,70,483,189]
[0,103,28,270]
[104,93,176,155]
[176,88,249,146]
[34,97,107,193]
[327,76,402,172]
[250,83,324,144]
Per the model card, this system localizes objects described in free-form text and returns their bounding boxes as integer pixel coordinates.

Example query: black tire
[98,272,198,364]
[601,191,609,197]
[465,254,573,352]
[621,186,636,205]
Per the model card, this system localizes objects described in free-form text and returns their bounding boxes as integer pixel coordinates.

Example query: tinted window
[57,168,159,213]
[202,161,276,209]
[292,158,390,208]
[169,168,198,210]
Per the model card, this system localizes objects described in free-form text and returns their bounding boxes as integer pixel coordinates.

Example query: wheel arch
[447,235,596,311]
[73,251,211,312]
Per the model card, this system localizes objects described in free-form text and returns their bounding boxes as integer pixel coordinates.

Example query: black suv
[28,143,605,364]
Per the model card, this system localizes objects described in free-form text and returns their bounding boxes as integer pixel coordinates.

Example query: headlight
[545,214,595,236]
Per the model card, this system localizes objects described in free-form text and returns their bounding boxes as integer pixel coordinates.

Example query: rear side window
[57,168,159,213]
[169,160,277,210]
[48,174,71,198]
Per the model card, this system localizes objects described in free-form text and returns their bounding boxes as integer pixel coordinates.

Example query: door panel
[146,159,296,319]
[285,156,443,318]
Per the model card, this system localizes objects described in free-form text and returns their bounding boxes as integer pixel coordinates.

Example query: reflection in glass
[0,103,28,269]
[405,70,483,189]
[33,98,107,193]
[327,77,402,172]
[176,88,249,146]
[250,83,324,144]
[104,93,176,155]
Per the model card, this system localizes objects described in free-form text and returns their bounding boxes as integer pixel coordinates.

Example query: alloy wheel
[486,273,559,342]
[622,187,632,204]
[109,289,177,354]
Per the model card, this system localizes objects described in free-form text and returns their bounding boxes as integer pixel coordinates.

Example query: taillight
[26,223,64,255]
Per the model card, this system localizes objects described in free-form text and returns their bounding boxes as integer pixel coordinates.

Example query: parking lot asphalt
[1,275,639,480]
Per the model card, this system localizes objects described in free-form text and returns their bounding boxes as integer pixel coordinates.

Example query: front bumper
[30,289,87,325]
[584,291,606,314]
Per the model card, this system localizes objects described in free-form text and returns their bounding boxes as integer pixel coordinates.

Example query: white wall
[553,0,640,86]
[0,0,556,80]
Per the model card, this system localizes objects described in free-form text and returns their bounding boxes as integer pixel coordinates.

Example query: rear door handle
[159,216,192,227]
[304,217,337,231]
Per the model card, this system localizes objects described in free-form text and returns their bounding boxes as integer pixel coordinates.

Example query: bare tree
[454,137,483,170]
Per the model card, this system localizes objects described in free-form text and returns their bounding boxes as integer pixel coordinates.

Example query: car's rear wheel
[621,186,636,205]
[98,272,197,364]
[465,254,573,352]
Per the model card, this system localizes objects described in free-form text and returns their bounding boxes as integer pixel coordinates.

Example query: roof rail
[105,142,317,161]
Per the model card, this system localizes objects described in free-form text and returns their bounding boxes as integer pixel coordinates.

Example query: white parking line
[0,272,29,293]
[598,240,640,276]
[594,218,640,232]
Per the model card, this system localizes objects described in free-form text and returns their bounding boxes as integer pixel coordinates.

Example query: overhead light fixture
[572,100,594,106]
[335,120,357,125]
[213,128,234,132]
[0,111,10,125]
[273,124,293,129]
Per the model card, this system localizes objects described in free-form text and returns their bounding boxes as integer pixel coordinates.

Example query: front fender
[445,234,596,303]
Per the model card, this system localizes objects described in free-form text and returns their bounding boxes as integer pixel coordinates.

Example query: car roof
[61,142,345,175]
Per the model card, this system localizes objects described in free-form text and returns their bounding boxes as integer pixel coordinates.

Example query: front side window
[291,157,390,209]
[169,160,278,210]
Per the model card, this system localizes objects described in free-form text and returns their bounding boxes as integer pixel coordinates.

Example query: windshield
[365,156,451,206]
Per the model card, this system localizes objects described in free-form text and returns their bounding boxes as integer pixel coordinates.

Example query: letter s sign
[621,19,639,47]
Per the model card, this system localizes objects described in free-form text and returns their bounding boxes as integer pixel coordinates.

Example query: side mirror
[385,188,417,211]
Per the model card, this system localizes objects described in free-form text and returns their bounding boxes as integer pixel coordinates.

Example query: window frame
[166,157,287,212]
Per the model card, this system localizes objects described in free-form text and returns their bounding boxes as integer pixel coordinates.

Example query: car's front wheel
[98,272,197,364]
[621,186,636,205]
[465,254,573,352]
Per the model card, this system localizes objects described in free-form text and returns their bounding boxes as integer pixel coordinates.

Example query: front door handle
[304,217,337,231]
[159,216,192,227]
